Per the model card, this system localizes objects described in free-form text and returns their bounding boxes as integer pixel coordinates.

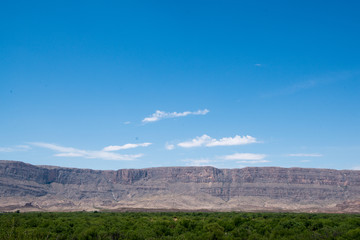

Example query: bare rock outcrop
[0,160,359,213]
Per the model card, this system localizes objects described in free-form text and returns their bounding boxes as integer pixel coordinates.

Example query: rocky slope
[0,160,359,213]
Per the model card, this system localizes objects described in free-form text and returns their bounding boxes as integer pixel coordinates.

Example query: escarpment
[0,160,359,213]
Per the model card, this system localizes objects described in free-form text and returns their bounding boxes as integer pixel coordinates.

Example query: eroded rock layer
[0,160,359,212]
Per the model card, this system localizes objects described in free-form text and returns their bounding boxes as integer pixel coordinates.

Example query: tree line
[0,211,359,239]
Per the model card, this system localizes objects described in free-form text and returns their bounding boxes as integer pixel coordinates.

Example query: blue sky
[1,0,359,170]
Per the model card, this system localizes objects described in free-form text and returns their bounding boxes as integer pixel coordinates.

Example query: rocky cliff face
[0,160,359,213]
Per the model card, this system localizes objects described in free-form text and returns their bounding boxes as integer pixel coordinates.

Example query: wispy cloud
[183,159,212,166]
[0,145,31,152]
[142,109,209,123]
[30,142,143,161]
[222,153,269,164]
[352,166,360,170]
[177,134,257,148]
[287,153,323,157]
[0,147,16,152]
[165,143,175,150]
[103,143,152,151]
[183,152,269,167]
[262,71,355,98]
[237,160,269,164]
[222,153,266,160]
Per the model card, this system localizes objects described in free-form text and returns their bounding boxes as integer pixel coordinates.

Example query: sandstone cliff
[0,160,359,213]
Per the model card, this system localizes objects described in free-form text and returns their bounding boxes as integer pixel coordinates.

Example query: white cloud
[222,153,266,160]
[287,153,323,157]
[16,145,31,150]
[142,109,209,123]
[207,135,257,147]
[254,64,262,67]
[54,152,84,157]
[236,160,270,164]
[0,147,14,152]
[183,153,269,167]
[31,142,82,153]
[182,159,212,166]
[0,145,31,152]
[352,166,360,170]
[178,135,211,148]
[30,142,143,161]
[103,143,152,151]
[221,153,269,164]
[165,143,175,150]
[178,134,257,148]
[123,121,131,125]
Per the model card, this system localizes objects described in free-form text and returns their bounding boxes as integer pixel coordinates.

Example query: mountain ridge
[1,160,359,213]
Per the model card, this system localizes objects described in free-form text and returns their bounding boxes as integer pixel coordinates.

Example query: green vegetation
[0,211,359,239]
